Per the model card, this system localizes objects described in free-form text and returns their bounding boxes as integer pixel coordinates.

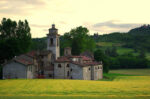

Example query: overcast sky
[0,0,150,38]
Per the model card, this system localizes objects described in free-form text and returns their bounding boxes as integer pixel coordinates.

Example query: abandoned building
[2,24,103,80]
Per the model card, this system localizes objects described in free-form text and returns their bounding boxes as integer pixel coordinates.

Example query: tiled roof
[55,56,70,62]
[71,61,102,67]
[55,55,102,67]
[14,55,33,65]
[69,56,92,61]
[26,51,37,58]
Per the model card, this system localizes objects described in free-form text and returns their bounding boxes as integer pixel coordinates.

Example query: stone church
[2,24,103,80]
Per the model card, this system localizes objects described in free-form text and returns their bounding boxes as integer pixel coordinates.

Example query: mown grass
[116,47,134,55]
[110,69,150,76]
[96,42,122,47]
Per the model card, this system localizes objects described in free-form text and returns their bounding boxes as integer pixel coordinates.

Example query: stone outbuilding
[2,53,37,79]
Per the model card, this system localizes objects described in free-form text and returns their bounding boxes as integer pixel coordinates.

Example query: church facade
[2,24,103,80]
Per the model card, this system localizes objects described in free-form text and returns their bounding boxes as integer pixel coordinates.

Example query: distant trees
[0,18,32,64]
[94,49,109,73]
[95,25,150,52]
[60,26,96,55]
[108,53,149,69]
[105,46,118,57]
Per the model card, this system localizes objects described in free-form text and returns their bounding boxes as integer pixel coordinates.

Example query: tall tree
[61,26,96,55]
[94,49,109,73]
[0,18,32,64]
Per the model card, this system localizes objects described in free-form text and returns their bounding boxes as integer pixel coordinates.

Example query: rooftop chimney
[64,47,72,56]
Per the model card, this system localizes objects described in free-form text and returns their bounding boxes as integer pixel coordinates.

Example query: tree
[61,26,96,55]
[94,49,109,73]
[139,50,146,58]
[0,18,32,64]
[111,46,118,57]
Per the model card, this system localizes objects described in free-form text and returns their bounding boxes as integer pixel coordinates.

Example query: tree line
[0,18,150,78]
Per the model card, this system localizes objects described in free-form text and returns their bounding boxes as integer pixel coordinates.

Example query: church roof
[55,55,102,67]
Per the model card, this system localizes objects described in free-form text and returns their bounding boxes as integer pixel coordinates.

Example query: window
[67,64,69,67]
[98,66,100,69]
[49,74,52,77]
[95,67,97,70]
[58,64,61,68]
[50,38,53,45]
[70,68,72,71]
[89,67,91,71]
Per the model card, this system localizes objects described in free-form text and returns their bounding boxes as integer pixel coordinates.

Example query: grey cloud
[93,20,141,29]
[0,0,46,15]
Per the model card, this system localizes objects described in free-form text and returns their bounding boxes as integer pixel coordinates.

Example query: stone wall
[3,62,27,79]
[91,65,103,80]
[69,63,83,80]
[83,66,91,80]
[54,62,69,79]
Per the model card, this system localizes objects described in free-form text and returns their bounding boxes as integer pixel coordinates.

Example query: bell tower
[47,24,60,60]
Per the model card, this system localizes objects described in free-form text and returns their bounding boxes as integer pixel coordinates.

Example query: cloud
[89,20,142,33]
[0,0,46,15]
[31,24,49,28]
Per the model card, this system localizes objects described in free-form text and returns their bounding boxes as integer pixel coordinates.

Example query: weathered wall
[54,63,83,79]
[3,62,27,79]
[91,65,103,80]
[83,66,91,80]
[54,62,68,79]
[70,63,83,80]
[27,65,35,79]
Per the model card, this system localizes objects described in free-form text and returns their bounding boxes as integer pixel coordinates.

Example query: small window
[58,64,61,68]
[70,68,72,71]
[49,74,52,77]
[98,66,100,69]
[95,67,97,70]
[89,67,91,71]
[67,64,69,67]
[50,38,53,45]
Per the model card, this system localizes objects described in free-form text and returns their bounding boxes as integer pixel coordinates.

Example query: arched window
[50,38,53,45]
[58,64,61,68]
[89,67,91,71]
[67,64,69,67]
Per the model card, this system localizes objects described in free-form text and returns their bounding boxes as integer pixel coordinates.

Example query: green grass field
[110,69,150,76]
[0,69,150,99]
[97,41,150,60]
[97,42,122,47]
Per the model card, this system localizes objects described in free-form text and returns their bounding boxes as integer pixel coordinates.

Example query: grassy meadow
[96,41,150,60]
[0,69,150,99]
[110,69,150,76]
